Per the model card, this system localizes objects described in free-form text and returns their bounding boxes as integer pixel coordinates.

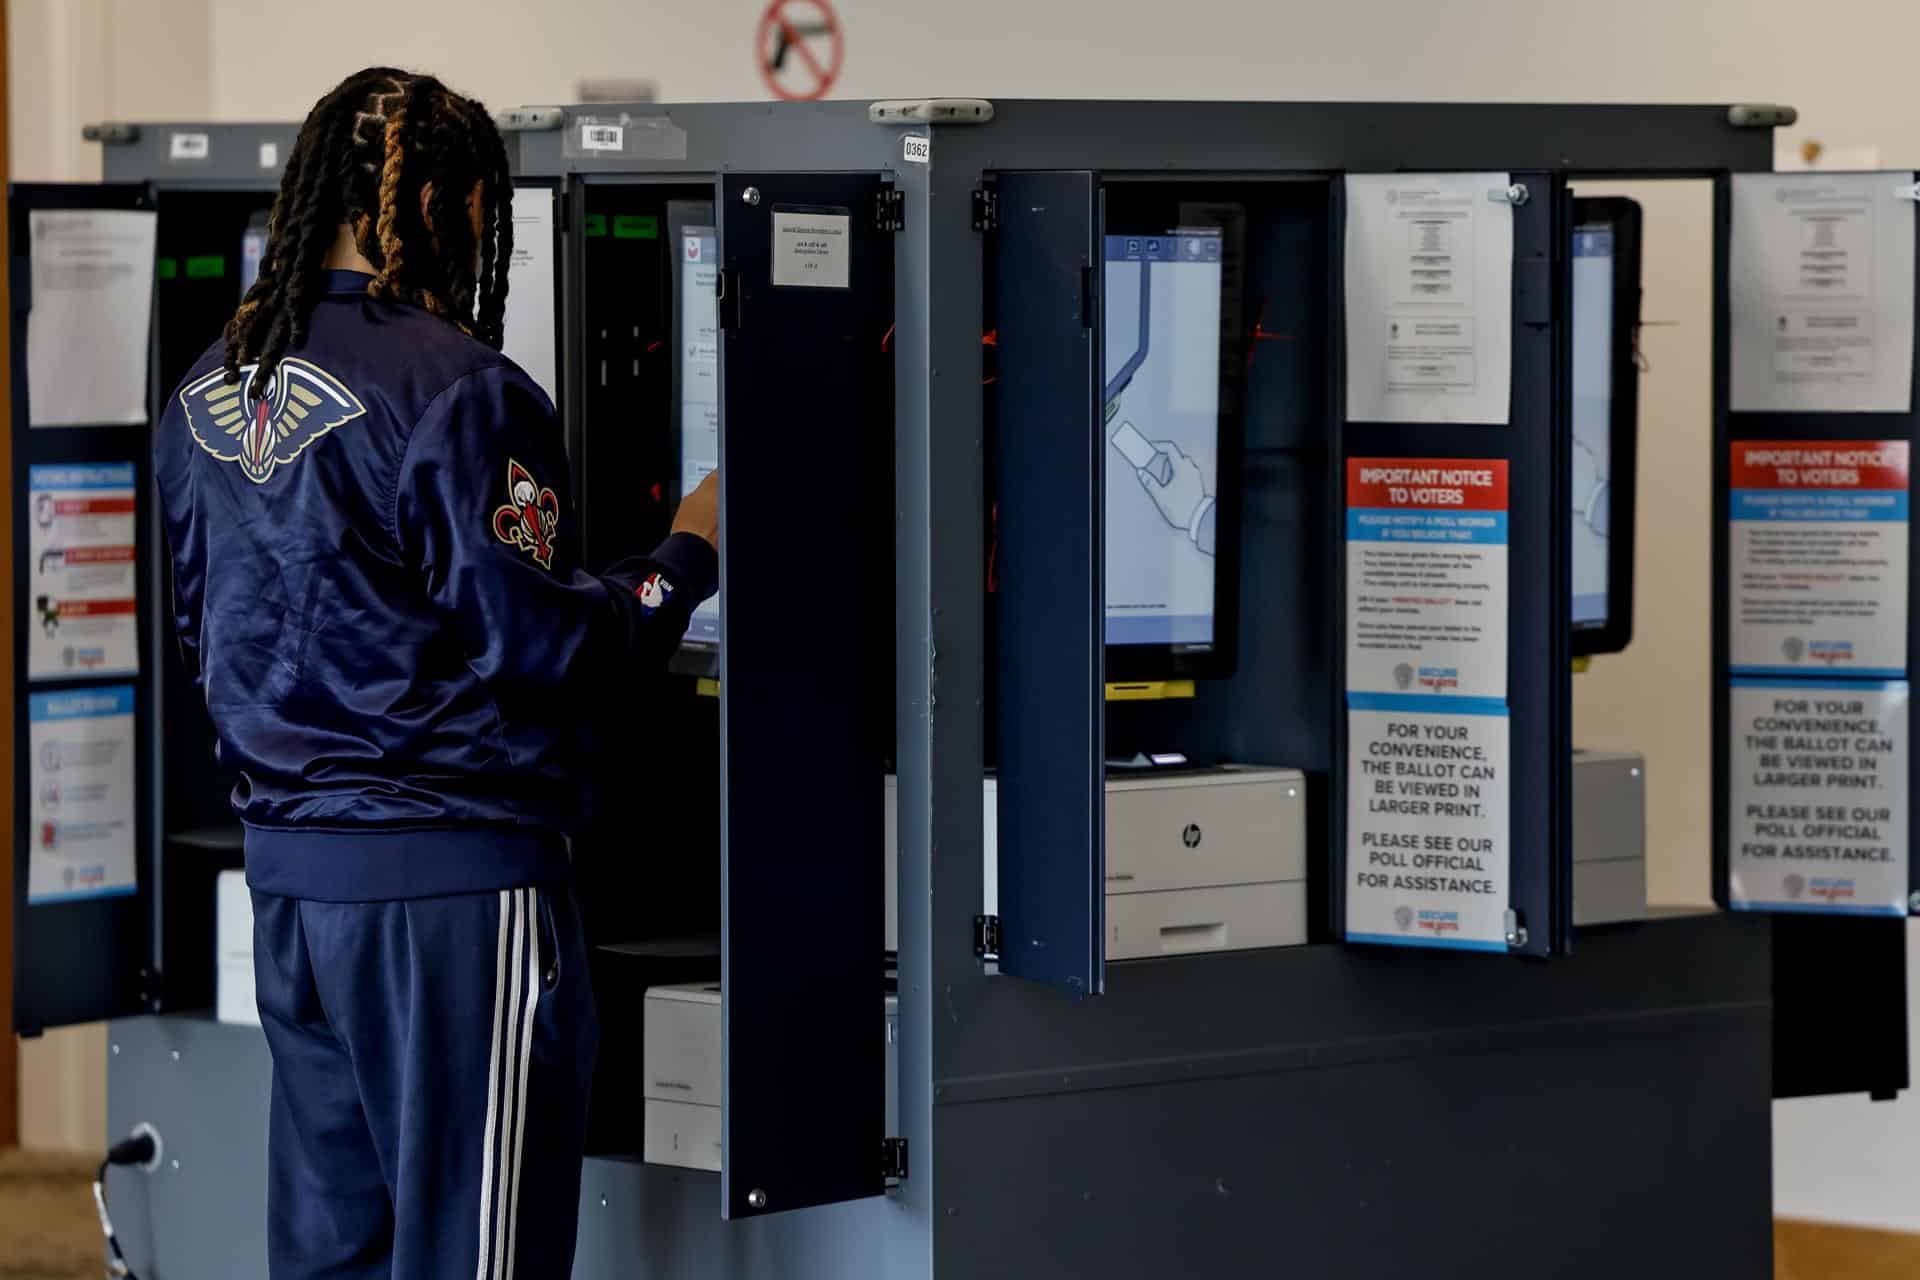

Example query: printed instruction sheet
[1729,440,1909,678]
[501,187,559,403]
[1728,679,1909,916]
[26,209,157,427]
[27,685,137,904]
[26,463,139,681]
[1731,173,1916,414]
[1346,458,1509,701]
[1347,697,1512,950]
[1344,173,1514,425]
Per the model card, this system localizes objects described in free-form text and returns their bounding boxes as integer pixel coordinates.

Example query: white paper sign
[1347,699,1512,950]
[771,211,850,289]
[28,685,137,904]
[1731,173,1916,414]
[1729,679,1909,916]
[26,209,157,427]
[26,464,139,681]
[1729,440,1909,678]
[501,187,559,403]
[1345,457,1508,700]
[1344,174,1515,425]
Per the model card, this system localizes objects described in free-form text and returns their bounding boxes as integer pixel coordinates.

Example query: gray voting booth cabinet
[10,102,1890,1279]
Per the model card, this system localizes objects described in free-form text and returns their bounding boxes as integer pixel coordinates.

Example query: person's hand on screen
[673,470,719,550]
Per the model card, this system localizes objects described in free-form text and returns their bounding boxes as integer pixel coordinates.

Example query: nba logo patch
[637,572,673,615]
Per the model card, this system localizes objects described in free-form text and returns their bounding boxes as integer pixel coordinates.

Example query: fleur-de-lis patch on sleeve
[492,459,561,569]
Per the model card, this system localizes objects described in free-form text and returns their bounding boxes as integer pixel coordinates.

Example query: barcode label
[170,132,211,161]
[581,124,625,153]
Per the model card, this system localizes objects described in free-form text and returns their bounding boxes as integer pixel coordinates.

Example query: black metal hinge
[882,1137,909,1182]
[971,187,999,233]
[875,186,904,233]
[973,914,1001,961]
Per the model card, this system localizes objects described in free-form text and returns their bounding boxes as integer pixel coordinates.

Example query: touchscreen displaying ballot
[680,226,721,646]
[1571,225,1614,631]
[1103,230,1223,650]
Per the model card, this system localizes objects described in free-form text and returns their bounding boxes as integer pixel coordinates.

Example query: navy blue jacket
[155,271,716,902]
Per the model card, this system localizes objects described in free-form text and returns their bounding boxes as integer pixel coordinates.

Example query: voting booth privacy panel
[8,124,298,1034]
[1711,171,1920,1099]
[5,102,1815,1278]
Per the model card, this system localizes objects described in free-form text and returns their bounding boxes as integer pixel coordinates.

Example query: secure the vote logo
[492,459,560,569]
[637,572,674,615]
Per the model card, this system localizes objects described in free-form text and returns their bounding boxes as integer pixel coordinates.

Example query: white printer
[642,983,900,1172]
[216,868,260,1027]
[1571,750,1648,926]
[984,766,1309,959]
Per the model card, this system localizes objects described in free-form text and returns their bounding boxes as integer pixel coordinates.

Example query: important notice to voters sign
[1729,440,1909,678]
[1346,696,1512,951]
[1346,457,1509,701]
[1728,678,1909,915]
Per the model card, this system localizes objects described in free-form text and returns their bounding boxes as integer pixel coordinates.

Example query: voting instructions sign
[1346,458,1509,701]
[1730,441,1909,678]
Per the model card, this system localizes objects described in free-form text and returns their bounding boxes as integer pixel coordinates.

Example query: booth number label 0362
[902,135,931,164]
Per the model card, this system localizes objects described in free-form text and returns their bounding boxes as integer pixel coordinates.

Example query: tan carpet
[0,1149,100,1280]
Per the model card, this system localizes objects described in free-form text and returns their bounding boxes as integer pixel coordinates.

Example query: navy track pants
[252,881,598,1279]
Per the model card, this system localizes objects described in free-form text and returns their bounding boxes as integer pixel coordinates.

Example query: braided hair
[223,67,515,397]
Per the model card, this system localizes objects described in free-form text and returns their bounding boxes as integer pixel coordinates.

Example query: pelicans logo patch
[492,459,561,569]
[179,358,368,485]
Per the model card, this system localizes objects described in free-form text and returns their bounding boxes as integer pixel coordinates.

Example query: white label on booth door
[1731,172,1916,414]
[26,464,139,681]
[1729,679,1909,916]
[1730,440,1909,678]
[1347,698,1511,951]
[169,131,210,161]
[902,134,931,164]
[771,210,850,288]
[1343,173,1514,425]
[580,122,624,152]
[27,685,137,904]
[1345,457,1508,701]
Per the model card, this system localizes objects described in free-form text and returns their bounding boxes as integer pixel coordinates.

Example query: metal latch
[882,1137,909,1183]
[972,187,999,233]
[973,914,1001,961]
[874,186,905,233]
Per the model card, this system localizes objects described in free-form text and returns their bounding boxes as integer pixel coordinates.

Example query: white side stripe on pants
[503,889,542,1280]
[475,889,539,1280]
